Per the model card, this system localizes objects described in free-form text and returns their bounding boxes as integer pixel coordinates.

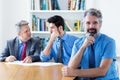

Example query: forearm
[71,59,112,78]
[0,50,9,62]
[43,38,54,56]
[0,57,6,62]
[68,46,86,68]
[73,68,106,78]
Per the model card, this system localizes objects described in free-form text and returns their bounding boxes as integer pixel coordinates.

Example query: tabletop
[0,62,75,80]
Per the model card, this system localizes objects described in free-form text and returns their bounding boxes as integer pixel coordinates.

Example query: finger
[22,58,26,63]
[10,56,16,61]
[89,40,94,45]
[9,58,15,62]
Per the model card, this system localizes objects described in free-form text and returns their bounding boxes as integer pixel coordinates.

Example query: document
[5,61,62,66]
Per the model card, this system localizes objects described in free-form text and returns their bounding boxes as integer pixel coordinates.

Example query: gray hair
[84,8,102,24]
[15,20,29,32]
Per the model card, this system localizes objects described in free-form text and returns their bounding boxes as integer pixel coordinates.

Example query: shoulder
[65,34,78,40]
[29,37,40,43]
[73,37,86,48]
[100,34,115,43]
[7,37,18,44]
[74,37,85,45]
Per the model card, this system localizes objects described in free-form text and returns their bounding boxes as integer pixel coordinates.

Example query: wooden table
[0,62,74,80]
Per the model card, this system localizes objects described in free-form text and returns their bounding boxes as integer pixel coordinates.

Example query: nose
[89,23,94,28]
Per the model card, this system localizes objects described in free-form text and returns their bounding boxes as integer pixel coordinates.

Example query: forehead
[49,23,56,28]
[85,15,99,22]
[21,25,29,30]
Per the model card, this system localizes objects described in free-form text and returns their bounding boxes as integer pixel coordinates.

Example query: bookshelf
[30,0,86,38]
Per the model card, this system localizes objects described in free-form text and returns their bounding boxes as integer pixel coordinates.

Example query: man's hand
[62,66,76,77]
[22,56,32,63]
[82,36,95,48]
[5,56,16,62]
[50,29,60,41]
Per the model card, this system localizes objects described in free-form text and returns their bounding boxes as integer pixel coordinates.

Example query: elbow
[100,72,107,76]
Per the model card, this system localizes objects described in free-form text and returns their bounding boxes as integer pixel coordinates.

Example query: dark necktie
[89,45,95,80]
[89,44,95,68]
[21,42,27,60]
[57,38,63,63]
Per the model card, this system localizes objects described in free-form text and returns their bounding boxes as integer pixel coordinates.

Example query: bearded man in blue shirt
[40,15,78,65]
[62,8,119,80]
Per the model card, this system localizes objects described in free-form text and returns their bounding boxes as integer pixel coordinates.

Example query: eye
[93,21,98,25]
[86,21,90,25]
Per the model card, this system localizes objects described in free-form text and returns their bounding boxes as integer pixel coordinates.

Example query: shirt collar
[56,32,67,41]
[94,33,101,44]
[18,38,23,44]
[18,37,28,44]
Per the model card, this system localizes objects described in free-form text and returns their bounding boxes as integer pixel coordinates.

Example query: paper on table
[5,61,62,66]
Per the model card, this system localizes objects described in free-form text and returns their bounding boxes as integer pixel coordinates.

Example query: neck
[59,31,65,37]
[19,37,26,42]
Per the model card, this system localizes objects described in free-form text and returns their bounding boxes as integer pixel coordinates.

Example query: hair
[15,20,29,32]
[47,15,65,30]
[84,8,102,24]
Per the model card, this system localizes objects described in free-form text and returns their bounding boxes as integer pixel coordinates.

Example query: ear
[59,25,63,30]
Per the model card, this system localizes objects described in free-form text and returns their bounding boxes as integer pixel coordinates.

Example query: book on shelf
[74,20,80,31]
[68,0,85,10]
[32,15,49,31]
[32,15,36,31]
[31,0,60,10]
[81,0,85,10]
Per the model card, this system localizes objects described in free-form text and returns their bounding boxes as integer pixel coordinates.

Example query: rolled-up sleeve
[40,51,51,62]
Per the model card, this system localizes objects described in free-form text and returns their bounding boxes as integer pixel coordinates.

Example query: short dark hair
[47,15,64,30]
[15,20,29,32]
[84,8,102,24]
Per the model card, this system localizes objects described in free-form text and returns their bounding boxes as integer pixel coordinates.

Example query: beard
[87,28,97,36]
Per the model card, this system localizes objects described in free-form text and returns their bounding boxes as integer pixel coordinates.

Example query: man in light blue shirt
[62,8,119,80]
[40,15,78,65]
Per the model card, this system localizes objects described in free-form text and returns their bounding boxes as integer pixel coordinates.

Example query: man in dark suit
[0,20,41,63]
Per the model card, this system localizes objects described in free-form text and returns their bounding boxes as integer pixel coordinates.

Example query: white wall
[0,0,30,51]
[0,0,3,51]
[95,0,120,57]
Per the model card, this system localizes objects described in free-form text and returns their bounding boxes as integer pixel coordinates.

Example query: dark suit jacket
[0,37,41,62]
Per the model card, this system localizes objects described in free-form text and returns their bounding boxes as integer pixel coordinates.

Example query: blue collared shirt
[71,33,119,80]
[17,39,24,60]
[40,33,78,65]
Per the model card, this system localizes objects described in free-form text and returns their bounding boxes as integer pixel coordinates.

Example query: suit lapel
[14,37,19,58]
[26,39,31,56]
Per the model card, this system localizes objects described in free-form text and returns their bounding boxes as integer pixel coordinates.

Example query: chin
[26,37,31,41]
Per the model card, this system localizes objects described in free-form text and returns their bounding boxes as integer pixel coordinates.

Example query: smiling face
[84,15,102,36]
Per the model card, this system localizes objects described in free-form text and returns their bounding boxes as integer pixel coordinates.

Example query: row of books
[31,0,60,10]
[68,0,85,10]
[32,15,49,31]
[31,0,85,10]
[32,15,84,32]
